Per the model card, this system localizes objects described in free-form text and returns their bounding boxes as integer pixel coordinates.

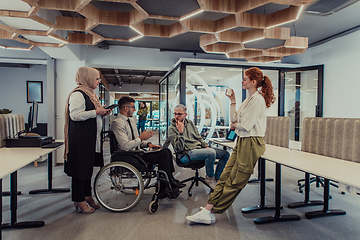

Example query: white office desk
[0,144,69,238]
[207,140,360,224]
[263,145,360,189]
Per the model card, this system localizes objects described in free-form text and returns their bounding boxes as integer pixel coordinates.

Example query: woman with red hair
[186,67,275,224]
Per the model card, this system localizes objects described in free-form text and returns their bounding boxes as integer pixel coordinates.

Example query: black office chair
[171,148,212,197]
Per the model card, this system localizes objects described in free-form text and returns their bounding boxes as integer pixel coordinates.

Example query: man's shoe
[186,207,216,224]
[172,179,186,188]
[205,175,217,190]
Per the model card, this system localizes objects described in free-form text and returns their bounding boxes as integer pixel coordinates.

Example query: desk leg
[1,171,44,229]
[254,163,300,224]
[288,172,323,208]
[248,159,273,183]
[305,178,346,219]
[29,152,70,195]
[242,158,279,213]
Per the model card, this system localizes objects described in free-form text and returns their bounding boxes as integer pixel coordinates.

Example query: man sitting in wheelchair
[111,96,184,199]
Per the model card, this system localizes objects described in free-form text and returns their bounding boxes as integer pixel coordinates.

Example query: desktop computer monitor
[27,101,38,133]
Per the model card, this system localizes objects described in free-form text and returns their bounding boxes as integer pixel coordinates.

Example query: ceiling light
[180,9,204,21]
[266,19,295,29]
[129,35,143,42]
[284,45,307,49]
[130,26,144,36]
[243,37,265,44]
[296,5,304,20]
[6,47,31,51]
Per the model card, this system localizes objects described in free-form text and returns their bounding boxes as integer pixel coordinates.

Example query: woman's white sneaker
[186,207,216,224]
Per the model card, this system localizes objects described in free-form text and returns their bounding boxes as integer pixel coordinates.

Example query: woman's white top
[69,91,102,153]
[230,91,267,138]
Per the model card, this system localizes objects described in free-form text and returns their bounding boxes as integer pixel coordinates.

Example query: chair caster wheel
[149,201,158,214]
[188,192,192,197]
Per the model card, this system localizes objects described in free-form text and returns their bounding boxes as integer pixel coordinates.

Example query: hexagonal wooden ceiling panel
[0,0,315,62]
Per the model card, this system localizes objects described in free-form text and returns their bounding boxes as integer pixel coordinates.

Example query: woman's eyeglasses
[174,112,185,116]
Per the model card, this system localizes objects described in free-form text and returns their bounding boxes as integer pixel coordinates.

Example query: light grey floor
[2,131,360,240]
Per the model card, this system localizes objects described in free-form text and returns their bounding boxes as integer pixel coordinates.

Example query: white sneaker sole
[186,216,212,224]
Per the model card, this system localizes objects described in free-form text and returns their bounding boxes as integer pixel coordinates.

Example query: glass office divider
[281,66,324,142]
[185,65,243,139]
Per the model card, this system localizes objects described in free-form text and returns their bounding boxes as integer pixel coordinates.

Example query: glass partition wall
[281,66,323,142]
[159,60,323,145]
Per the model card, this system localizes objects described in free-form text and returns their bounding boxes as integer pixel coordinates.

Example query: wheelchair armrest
[113,150,145,156]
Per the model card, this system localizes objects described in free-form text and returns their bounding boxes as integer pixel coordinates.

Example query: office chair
[171,147,212,197]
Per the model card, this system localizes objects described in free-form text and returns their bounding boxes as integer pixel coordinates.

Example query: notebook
[215,129,238,142]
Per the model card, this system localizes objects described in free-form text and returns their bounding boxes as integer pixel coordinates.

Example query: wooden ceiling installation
[0,0,313,62]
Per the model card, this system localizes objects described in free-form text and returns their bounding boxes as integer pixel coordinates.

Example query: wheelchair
[93,131,173,213]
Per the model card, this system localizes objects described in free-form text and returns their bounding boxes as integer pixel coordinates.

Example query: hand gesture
[225,88,236,102]
[148,143,161,151]
[139,129,154,141]
[230,122,237,130]
[176,120,185,133]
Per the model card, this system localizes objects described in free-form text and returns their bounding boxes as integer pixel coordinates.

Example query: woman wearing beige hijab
[64,67,110,214]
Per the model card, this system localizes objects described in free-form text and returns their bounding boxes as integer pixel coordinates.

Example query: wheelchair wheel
[94,162,144,212]
[149,201,158,214]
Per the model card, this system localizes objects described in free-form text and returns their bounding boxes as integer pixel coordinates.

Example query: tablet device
[216,129,237,142]
[104,104,118,110]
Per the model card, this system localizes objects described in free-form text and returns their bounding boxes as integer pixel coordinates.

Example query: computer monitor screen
[27,101,38,132]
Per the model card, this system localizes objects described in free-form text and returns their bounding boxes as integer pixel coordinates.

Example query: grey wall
[0,64,48,123]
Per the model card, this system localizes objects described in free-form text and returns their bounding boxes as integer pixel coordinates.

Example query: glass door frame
[279,65,324,117]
